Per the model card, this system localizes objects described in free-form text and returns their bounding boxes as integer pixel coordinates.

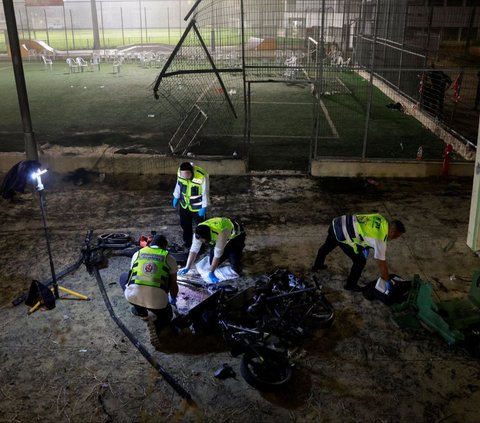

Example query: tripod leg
[28,300,42,315]
[57,286,90,300]
[26,286,89,315]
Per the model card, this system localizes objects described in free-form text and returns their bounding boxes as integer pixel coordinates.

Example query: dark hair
[195,224,211,241]
[391,220,406,234]
[150,234,168,249]
[179,162,193,172]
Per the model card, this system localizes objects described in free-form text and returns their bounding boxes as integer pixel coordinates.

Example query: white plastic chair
[66,58,79,73]
[41,55,53,71]
[113,57,124,74]
[284,55,298,79]
[140,51,154,68]
[75,57,89,72]
[342,57,351,68]
[330,51,341,66]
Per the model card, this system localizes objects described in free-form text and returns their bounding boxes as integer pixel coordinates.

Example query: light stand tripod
[28,169,89,314]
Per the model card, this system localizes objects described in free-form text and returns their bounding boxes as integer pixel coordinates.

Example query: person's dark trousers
[179,206,205,247]
[151,306,173,332]
[314,225,339,269]
[119,272,173,330]
[209,232,246,273]
[119,271,130,290]
[343,246,367,287]
[314,225,366,287]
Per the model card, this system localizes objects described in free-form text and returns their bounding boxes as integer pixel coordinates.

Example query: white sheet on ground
[195,256,239,283]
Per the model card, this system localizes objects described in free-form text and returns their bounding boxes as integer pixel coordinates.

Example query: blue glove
[169,296,177,306]
[208,271,220,284]
[198,207,206,217]
[178,267,190,275]
[385,280,392,292]
[173,197,179,208]
[363,249,369,259]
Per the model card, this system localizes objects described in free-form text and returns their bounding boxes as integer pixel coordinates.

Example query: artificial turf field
[0,59,446,171]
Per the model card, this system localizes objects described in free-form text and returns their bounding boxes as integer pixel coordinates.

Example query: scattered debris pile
[174,269,335,390]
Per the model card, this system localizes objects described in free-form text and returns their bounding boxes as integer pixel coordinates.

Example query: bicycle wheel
[240,346,293,390]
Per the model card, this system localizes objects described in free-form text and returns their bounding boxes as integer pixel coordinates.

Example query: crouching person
[179,217,246,283]
[119,234,178,336]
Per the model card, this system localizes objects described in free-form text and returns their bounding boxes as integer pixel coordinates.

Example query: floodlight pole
[34,173,59,299]
[90,0,101,50]
[2,0,38,161]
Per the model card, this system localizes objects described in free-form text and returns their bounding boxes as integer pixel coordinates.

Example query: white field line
[320,99,339,139]
[336,76,352,94]
[252,99,339,139]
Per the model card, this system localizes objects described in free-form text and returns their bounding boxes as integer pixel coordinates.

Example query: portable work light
[31,168,47,191]
[30,168,59,298]
[26,167,89,312]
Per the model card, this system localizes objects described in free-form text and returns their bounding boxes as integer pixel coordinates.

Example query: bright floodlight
[32,168,47,191]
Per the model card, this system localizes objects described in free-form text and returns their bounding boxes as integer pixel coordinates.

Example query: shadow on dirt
[152,329,230,355]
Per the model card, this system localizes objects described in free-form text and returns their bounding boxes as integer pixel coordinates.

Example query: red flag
[418,72,425,95]
[452,72,463,103]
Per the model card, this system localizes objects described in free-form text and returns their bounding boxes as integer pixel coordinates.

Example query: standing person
[313,214,405,292]
[173,162,210,248]
[178,217,246,283]
[119,235,178,333]
[474,71,480,111]
[427,63,452,119]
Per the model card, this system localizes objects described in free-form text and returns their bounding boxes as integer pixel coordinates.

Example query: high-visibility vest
[332,214,388,253]
[177,166,207,212]
[128,247,171,290]
[197,217,241,245]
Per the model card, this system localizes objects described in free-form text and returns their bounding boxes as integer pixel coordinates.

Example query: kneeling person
[179,217,246,283]
[119,235,178,332]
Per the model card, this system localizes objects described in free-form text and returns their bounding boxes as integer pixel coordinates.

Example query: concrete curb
[0,150,247,176]
[0,150,473,178]
[311,158,473,178]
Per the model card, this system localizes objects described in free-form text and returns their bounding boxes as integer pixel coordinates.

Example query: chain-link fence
[1,0,189,51]
[2,0,479,171]
[150,0,479,170]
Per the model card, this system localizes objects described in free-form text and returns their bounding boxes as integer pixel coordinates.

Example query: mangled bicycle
[173,269,335,390]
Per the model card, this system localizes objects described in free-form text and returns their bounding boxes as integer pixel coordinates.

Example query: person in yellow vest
[119,235,178,332]
[313,214,405,292]
[178,217,246,283]
[172,162,210,248]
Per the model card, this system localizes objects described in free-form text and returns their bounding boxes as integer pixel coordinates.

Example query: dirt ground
[1,170,480,423]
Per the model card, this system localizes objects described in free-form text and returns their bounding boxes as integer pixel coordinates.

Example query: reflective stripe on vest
[333,215,366,254]
[177,166,205,211]
[130,247,170,290]
[333,215,362,242]
[333,214,388,253]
